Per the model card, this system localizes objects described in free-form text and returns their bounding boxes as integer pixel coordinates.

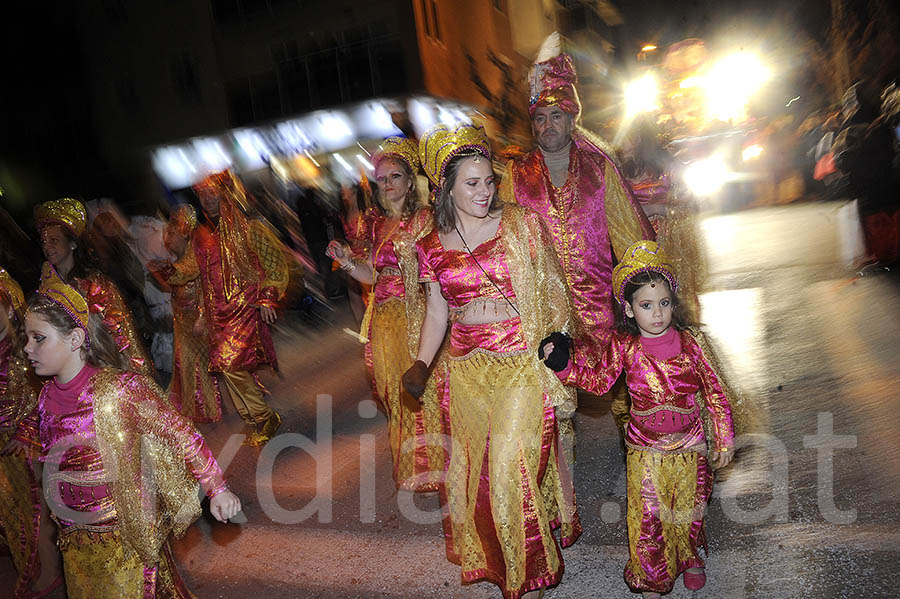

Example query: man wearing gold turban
[500,33,655,448]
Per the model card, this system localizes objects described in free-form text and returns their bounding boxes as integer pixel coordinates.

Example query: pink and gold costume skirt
[366,298,446,492]
[51,482,194,599]
[624,447,712,593]
[0,449,41,597]
[441,318,581,599]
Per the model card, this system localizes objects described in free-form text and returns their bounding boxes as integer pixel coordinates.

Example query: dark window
[373,41,408,96]
[493,0,504,12]
[251,70,281,120]
[278,59,310,113]
[430,0,441,41]
[309,49,341,107]
[419,0,433,37]
[114,69,139,111]
[102,0,127,22]
[343,45,374,101]
[225,78,253,126]
[212,0,240,24]
[170,51,201,103]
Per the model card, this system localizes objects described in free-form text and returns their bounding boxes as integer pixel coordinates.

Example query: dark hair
[434,152,502,233]
[26,294,127,370]
[619,115,672,181]
[373,157,418,220]
[40,223,95,282]
[614,271,692,336]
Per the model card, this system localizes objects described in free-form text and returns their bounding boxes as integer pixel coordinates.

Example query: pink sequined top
[416,222,516,310]
[560,330,735,452]
[34,365,228,520]
[416,221,526,358]
[354,208,431,305]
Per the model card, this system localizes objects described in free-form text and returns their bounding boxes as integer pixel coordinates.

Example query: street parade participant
[499,33,655,449]
[0,267,62,598]
[11,262,241,599]
[539,240,736,598]
[619,115,707,322]
[403,123,580,599]
[326,136,445,491]
[148,205,223,423]
[192,170,289,446]
[34,198,156,379]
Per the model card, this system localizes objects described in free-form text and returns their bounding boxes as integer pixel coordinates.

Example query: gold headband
[0,266,25,314]
[612,240,678,304]
[372,136,420,173]
[419,123,491,186]
[34,262,91,346]
[34,198,87,238]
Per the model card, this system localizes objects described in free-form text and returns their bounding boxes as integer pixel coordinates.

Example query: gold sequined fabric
[34,198,88,238]
[372,136,420,172]
[368,300,445,491]
[625,448,712,593]
[443,351,580,598]
[0,266,25,313]
[167,242,222,423]
[655,183,708,322]
[58,525,194,599]
[419,123,492,186]
[90,370,202,565]
[498,204,577,419]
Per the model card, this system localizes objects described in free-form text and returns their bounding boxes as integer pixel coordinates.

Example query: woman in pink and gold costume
[0,266,62,598]
[326,137,445,491]
[34,198,156,379]
[149,205,223,423]
[13,262,241,599]
[402,123,580,599]
[542,241,735,597]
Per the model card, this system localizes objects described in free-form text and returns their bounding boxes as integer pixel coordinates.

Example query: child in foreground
[540,240,735,598]
[13,263,241,599]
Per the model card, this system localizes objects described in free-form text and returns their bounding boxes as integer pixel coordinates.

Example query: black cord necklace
[454,220,520,317]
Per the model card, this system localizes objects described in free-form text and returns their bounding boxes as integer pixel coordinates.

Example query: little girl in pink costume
[14,263,241,599]
[541,240,735,598]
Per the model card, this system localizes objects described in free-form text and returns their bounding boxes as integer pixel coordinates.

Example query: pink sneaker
[683,569,706,590]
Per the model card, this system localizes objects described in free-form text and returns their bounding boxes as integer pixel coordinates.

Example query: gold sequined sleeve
[603,159,655,260]
[165,242,201,287]
[249,220,290,306]
[498,160,518,205]
[562,333,625,396]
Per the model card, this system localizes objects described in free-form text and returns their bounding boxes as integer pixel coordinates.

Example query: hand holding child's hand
[210,491,242,523]
[538,332,571,372]
[710,449,734,470]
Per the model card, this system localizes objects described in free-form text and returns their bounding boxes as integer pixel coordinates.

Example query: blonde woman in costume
[0,267,63,598]
[9,263,240,599]
[148,205,223,423]
[326,137,445,491]
[402,123,581,599]
[34,198,156,379]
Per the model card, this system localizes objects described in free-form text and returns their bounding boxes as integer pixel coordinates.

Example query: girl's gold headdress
[612,240,678,304]
[33,262,91,347]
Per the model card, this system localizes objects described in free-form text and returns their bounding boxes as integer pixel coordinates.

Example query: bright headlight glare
[624,73,660,117]
[704,52,770,122]
[742,144,764,161]
[683,155,731,196]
